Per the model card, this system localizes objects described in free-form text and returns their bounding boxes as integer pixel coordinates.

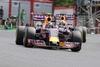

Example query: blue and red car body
[16,14,82,52]
[26,28,80,49]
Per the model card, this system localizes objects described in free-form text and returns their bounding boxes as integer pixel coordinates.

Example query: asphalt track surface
[0,30,100,67]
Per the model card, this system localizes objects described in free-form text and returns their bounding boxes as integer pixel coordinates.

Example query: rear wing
[32,14,55,28]
[32,14,55,21]
[32,14,45,21]
[55,14,74,20]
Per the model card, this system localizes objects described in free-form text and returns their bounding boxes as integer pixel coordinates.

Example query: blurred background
[0,0,100,34]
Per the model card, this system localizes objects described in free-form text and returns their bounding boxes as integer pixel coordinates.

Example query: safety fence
[87,27,100,34]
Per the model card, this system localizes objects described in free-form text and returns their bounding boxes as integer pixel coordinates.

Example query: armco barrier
[87,27,100,34]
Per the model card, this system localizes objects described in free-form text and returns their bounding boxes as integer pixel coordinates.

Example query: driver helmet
[58,21,66,28]
[36,22,43,28]
[46,22,54,28]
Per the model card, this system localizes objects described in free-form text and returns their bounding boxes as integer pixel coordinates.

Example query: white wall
[34,2,52,14]
[54,9,74,16]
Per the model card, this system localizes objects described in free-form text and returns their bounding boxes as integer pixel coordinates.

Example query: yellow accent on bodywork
[50,37,59,42]
[59,42,65,46]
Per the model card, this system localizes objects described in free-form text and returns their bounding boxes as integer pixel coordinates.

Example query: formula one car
[55,14,87,43]
[16,14,82,52]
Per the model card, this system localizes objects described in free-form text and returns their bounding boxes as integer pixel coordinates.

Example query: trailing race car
[55,14,87,43]
[16,14,82,52]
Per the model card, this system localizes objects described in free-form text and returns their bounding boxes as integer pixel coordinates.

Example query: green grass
[0,25,16,30]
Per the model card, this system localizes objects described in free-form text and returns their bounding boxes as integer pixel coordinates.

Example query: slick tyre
[16,26,25,45]
[71,31,82,52]
[82,27,87,43]
[23,27,36,47]
[75,27,84,42]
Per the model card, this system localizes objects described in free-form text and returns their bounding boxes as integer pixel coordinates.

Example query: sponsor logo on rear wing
[32,14,45,20]
[55,14,74,20]
[32,14,55,21]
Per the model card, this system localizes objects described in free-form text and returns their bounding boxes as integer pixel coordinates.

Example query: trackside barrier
[87,27,100,34]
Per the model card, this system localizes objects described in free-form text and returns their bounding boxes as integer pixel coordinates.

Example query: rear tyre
[82,27,87,43]
[16,26,25,45]
[75,27,83,33]
[71,31,82,52]
[23,27,36,47]
[76,27,86,43]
